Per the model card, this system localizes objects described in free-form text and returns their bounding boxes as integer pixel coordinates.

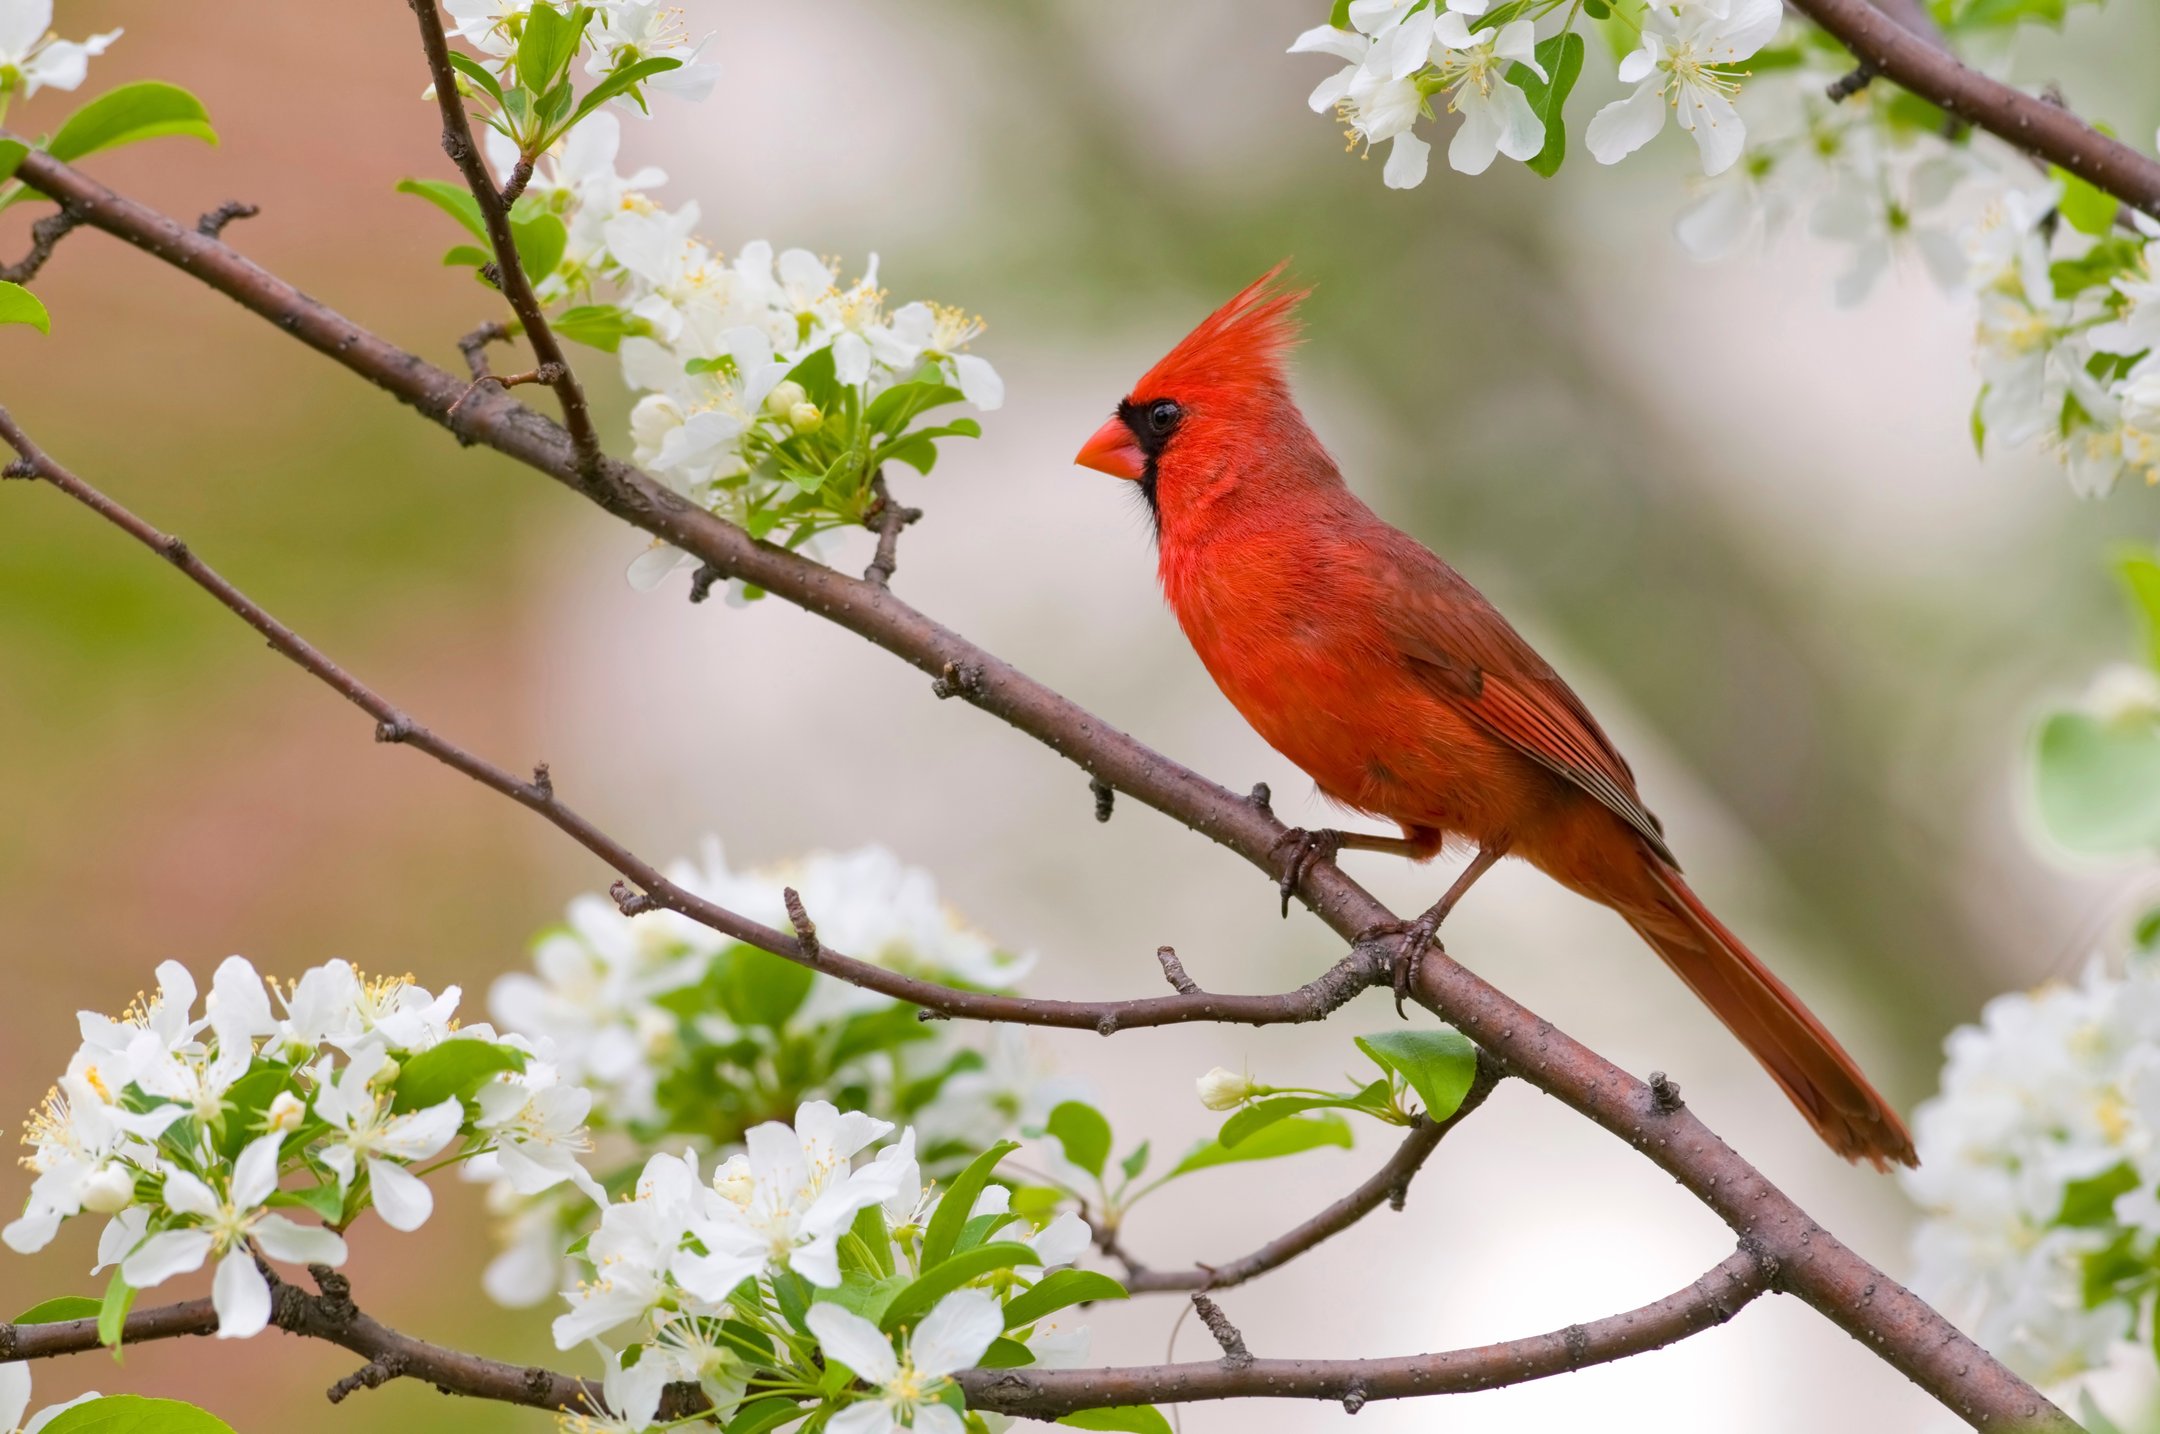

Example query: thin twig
[958,1248,1775,1417]
[1114,1056,1507,1294]
[0,409,1390,1035]
[0,206,80,284]
[194,201,259,239]
[862,470,922,588]
[405,0,605,478]
[457,320,512,381]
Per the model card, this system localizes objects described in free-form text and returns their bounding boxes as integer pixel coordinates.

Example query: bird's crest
[1131,262,1308,406]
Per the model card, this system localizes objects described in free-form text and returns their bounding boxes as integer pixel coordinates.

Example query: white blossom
[1429,14,1544,177]
[313,1045,465,1233]
[678,1101,903,1295]
[0,0,118,103]
[806,1289,1002,1434]
[120,1134,349,1339]
[1587,0,1783,177]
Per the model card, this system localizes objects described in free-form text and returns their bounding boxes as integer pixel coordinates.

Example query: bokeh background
[7,2,2160,1430]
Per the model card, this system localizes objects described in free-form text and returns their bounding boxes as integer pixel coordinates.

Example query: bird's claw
[1390,917,1443,1019]
[1272,828,1342,918]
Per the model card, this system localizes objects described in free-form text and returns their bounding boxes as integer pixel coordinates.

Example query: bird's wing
[1376,538,1677,867]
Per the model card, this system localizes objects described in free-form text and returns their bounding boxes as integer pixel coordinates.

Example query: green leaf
[553,303,650,352]
[1118,1141,1150,1182]
[511,210,568,281]
[821,1269,911,1323]
[2116,549,2160,671]
[1512,31,1584,178]
[2058,1161,2140,1227]
[850,1202,895,1278]
[397,177,489,241]
[1001,1269,1128,1330]
[725,1397,806,1434]
[96,1271,134,1350]
[978,1335,1037,1368]
[1219,1093,1365,1148]
[214,1064,296,1160]
[445,50,505,105]
[1355,1028,1479,1120]
[48,82,217,164]
[2054,148,2121,238]
[865,378,965,437]
[442,244,495,269]
[1970,383,1989,456]
[0,281,51,333]
[1328,0,1353,26]
[782,345,840,407]
[1058,1408,1174,1434]
[1166,1113,1353,1180]
[877,1241,1036,1333]
[0,139,26,184]
[38,1397,236,1434]
[391,1039,526,1112]
[517,4,585,92]
[2034,709,2160,855]
[1043,1101,1112,1178]
[14,1295,101,1324]
[268,1181,347,1224]
[711,945,815,1028]
[922,1141,1018,1269]
[567,56,686,130]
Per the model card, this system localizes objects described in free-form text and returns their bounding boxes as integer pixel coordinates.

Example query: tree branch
[0,408,1397,1035]
[1113,1055,1506,1293]
[0,146,2077,1431]
[958,1246,1775,1417]
[1788,0,2160,217]
[404,0,605,479]
[0,1267,616,1416]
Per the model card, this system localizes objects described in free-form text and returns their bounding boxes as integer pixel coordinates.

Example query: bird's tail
[1617,867,1916,1169]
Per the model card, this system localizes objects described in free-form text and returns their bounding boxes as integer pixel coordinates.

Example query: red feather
[1098,267,1916,1169]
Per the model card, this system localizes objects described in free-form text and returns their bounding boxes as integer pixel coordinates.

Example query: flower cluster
[547,1102,1106,1434]
[6,957,598,1339]
[474,841,1051,1309]
[411,3,1003,596]
[1290,0,1783,189]
[1290,0,2160,499]
[1901,955,2160,1392]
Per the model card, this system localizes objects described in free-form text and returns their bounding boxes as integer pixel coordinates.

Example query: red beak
[1074,415,1146,480]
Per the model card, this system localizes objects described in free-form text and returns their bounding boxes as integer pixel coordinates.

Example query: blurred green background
[6,2,2160,1430]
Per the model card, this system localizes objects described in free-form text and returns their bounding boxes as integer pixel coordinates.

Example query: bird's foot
[1390,912,1447,1019]
[1271,828,1344,918]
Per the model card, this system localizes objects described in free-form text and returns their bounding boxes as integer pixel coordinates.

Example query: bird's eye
[1146,399,1183,436]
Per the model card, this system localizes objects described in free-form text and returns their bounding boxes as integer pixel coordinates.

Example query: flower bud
[266,1091,307,1133]
[762,380,807,417]
[1196,1066,1257,1111]
[788,402,823,434]
[80,1162,136,1215]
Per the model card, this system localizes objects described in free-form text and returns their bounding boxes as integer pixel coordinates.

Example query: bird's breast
[1162,534,1503,833]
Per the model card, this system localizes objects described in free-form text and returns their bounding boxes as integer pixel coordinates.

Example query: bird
[1071,266,1916,1169]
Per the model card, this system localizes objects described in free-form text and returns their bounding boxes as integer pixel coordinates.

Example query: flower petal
[365,1157,435,1233]
[230,1132,285,1211]
[252,1213,349,1266]
[121,1229,214,1289]
[911,1289,1002,1379]
[1384,130,1432,189]
[807,1302,901,1385]
[212,1250,271,1339]
[1585,83,1666,166]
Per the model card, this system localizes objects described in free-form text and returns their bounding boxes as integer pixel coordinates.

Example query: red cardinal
[1074,267,1915,1169]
